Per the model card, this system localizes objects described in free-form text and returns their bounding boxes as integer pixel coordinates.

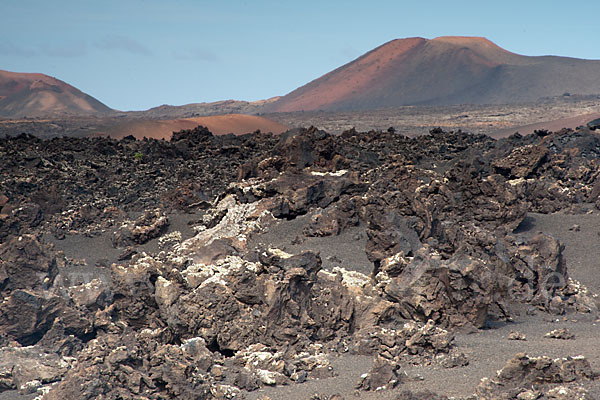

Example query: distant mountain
[0,69,113,118]
[131,97,280,119]
[264,36,600,112]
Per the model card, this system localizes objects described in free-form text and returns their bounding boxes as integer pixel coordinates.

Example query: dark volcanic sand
[43,212,200,268]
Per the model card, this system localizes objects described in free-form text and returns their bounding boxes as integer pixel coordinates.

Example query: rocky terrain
[1,122,600,399]
[266,95,600,138]
[3,95,599,141]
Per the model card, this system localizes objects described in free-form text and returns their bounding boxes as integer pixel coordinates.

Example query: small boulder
[545,328,575,340]
[356,356,404,391]
[112,209,169,247]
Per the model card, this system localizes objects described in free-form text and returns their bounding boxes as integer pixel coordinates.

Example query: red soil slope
[490,112,600,139]
[94,114,288,140]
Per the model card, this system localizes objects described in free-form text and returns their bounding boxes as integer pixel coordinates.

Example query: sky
[2,0,600,111]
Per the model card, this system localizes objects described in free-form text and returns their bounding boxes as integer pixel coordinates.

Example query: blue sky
[2,0,599,111]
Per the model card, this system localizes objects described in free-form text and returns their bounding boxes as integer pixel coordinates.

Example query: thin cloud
[172,47,219,62]
[43,42,87,58]
[95,35,152,56]
[0,42,37,57]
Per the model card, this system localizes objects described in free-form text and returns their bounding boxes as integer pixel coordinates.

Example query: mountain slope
[265,36,600,112]
[0,69,113,118]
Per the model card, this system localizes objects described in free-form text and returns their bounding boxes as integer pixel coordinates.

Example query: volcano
[265,36,600,112]
[0,69,113,118]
